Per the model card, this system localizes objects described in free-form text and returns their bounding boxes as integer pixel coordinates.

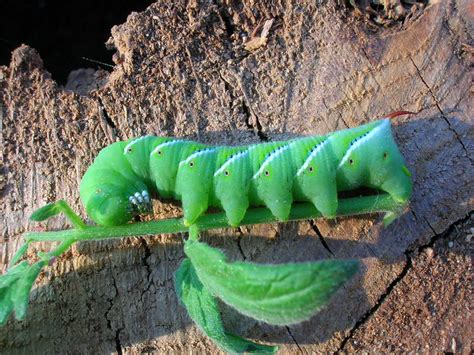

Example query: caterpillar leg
[294,174,338,218]
[128,190,152,215]
[263,193,293,221]
[221,197,249,228]
[181,195,209,227]
[310,186,338,219]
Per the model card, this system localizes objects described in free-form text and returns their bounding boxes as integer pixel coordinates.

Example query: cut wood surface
[0,0,472,353]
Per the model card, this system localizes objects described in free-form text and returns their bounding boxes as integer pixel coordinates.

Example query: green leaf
[30,200,87,229]
[175,258,278,354]
[0,260,45,325]
[184,239,359,326]
[9,243,29,268]
[11,262,44,319]
[0,288,14,325]
[30,202,62,221]
[0,261,29,288]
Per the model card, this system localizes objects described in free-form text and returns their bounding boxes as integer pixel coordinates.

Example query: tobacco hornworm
[80,114,413,227]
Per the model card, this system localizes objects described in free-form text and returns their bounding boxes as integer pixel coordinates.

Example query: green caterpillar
[1,113,414,353]
[80,112,413,227]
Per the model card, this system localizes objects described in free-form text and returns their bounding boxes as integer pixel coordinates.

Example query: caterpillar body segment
[254,147,294,221]
[150,140,206,199]
[80,118,413,227]
[249,142,295,221]
[176,148,219,226]
[339,119,413,203]
[326,121,380,161]
[294,137,338,218]
[212,150,252,227]
[123,136,170,189]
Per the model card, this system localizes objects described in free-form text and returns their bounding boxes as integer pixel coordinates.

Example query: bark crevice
[338,212,473,350]
[409,55,471,161]
[310,220,335,257]
[285,325,303,353]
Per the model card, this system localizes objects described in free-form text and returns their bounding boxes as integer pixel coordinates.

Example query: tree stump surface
[0,0,472,353]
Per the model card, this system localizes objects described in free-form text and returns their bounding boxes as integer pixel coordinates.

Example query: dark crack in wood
[138,236,154,296]
[409,56,471,162]
[105,262,123,355]
[285,325,304,353]
[97,96,116,130]
[236,227,247,260]
[310,220,335,257]
[217,6,235,38]
[338,211,473,350]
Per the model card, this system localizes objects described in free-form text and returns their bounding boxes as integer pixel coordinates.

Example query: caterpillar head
[80,141,151,226]
[338,119,413,205]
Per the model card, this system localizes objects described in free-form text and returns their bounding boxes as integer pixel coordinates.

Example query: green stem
[55,200,87,229]
[24,194,403,244]
[48,237,77,258]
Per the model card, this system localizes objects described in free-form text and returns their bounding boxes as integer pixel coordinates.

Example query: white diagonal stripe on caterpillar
[123,135,153,154]
[180,148,217,166]
[252,144,292,179]
[337,120,388,169]
[214,150,249,177]
[296,138,330,176]
[150,139,187,156]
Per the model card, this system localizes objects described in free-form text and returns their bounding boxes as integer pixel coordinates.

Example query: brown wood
[1,0,472,352]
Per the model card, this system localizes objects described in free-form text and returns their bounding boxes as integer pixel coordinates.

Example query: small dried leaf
[244,37,268,52]
[244,18,274,52]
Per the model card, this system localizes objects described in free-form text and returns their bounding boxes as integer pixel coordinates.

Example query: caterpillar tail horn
[384,110,416,119]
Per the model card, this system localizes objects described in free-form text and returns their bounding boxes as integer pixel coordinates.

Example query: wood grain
[0,0,472,352]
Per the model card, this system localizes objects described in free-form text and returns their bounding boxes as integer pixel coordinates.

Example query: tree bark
[0,0,472,353]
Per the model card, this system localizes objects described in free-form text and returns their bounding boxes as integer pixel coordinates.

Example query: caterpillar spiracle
[80,112,413,227]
